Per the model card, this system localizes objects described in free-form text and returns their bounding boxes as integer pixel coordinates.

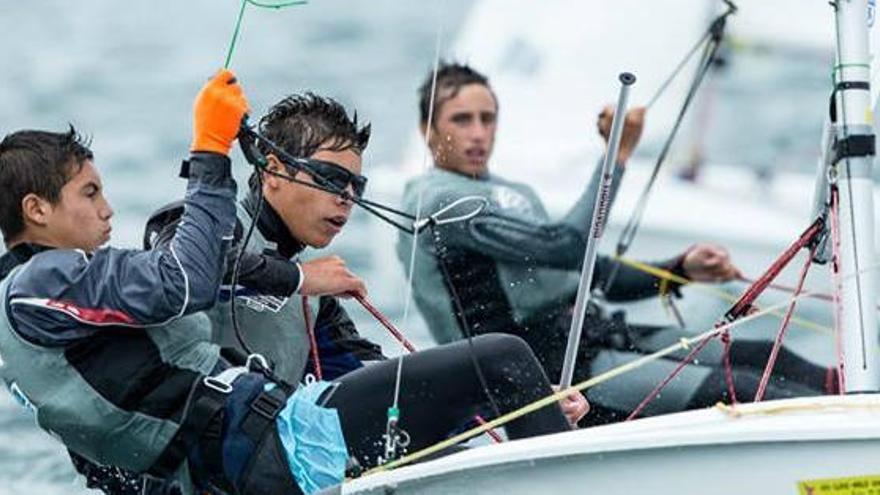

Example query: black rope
[229,171,265,357]
[601,3,735,295]
[432,227,504,421]
[240,124,421,234]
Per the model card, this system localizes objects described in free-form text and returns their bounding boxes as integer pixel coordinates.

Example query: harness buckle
[250,390,285,420]
[202,366,248,394]
[203,376,233,394]
[246,353,271,372]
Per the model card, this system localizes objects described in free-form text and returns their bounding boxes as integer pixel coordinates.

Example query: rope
[349,293,504,444]
[625,332,716,420]
[603,12,731,294]
[720,330,737,404]
[302,295,322,380]
[224,0,308,68]
[715,397,880,418]
[830,187,846,393]
[401,0,444,328]
[627,225,821,416]
[645,29,712,110]
[360,216,839,476]
[229,173,266,357]
[645,1,736,109]
[613,256,831,334]
[352,293,417,353]
[383,0,446,462]
[358,294,807,477]
[753,246,815,402]
[724,220,823,322]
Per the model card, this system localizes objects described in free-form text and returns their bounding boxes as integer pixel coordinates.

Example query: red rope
[737,275,880,311]
[720,329,738,405]
[302,296,322,380]
[352,293,417,353]
[626,218,825,419]
[349,292,504,443]
[472,415,504,443]
[753,246,815,402]
[626,334,716,421]
[829,188,846,394]
[725,219,823,322]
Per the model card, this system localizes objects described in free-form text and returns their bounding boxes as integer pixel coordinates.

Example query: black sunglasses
[284,158,368,199]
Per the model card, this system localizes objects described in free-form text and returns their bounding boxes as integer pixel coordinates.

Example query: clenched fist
[299,255,367,298]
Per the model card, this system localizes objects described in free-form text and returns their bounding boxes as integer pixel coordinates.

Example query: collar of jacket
[242,188,306,259]
[0,243,54,280]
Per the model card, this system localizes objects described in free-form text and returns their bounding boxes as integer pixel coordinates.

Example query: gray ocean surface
[0,1,842,493]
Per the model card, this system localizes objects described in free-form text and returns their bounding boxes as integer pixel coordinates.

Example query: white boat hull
[344,395,880,494]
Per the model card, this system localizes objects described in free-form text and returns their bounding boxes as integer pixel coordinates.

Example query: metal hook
[413,196,489,233]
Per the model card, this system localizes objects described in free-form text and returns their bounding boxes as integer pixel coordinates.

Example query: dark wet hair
[250,92,371,188]
[418,61,496,125]
[0,126,92,242]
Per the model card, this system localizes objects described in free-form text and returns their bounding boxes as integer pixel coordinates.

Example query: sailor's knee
[472,333,533,361]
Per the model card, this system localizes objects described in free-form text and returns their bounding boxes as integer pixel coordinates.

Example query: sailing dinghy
[344,1,880,493]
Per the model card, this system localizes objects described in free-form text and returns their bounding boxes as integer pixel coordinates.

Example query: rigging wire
[229,169,266,357]
[379,2,447,462]
[830,0,871,362]
[600,2,736,296]
[402,3,445,328]
[753,246,816,402]
[645,0,737,110]
[829,186,846,393]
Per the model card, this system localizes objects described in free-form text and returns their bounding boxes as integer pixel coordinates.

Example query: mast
[831,0,880,392]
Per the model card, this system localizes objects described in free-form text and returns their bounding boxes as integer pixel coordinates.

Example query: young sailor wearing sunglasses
[70,92,587,494]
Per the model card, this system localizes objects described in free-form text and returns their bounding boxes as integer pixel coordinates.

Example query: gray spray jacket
[144,194,386,385]
[0,152,236,472]
[396,164,680,345]
[205,203,316,385]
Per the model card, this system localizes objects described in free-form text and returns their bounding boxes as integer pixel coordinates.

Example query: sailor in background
[398,61,832,424]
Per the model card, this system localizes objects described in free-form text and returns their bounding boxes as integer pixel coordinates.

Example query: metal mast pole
[832,0,880,392]
[559,72,635,388]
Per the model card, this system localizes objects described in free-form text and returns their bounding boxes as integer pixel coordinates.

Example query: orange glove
[191,69,250,155]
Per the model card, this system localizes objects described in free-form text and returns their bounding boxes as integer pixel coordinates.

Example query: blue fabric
[220,373,267,485]
[305,325,364,380]
[276,380,348,494]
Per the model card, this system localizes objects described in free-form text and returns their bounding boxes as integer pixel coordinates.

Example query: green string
[830,63,872,84]
[247,0,308,7]
[224,0,309,68]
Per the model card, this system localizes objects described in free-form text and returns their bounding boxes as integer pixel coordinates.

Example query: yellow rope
[714,399,880,418]
[358,295,806,478]
[613,256,831,334]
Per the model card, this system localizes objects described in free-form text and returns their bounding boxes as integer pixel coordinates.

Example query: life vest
[0,265,220,473]
[206,203,320,385]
